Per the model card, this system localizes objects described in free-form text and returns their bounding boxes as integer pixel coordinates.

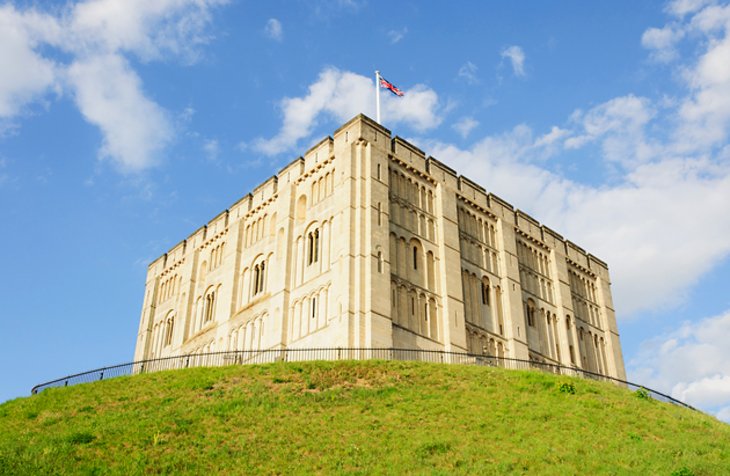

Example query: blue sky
[2,0,730,421]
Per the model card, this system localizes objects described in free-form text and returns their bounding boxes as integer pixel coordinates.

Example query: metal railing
[30,347,696,411]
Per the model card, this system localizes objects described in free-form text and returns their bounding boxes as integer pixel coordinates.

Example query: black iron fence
[30,347,695,411]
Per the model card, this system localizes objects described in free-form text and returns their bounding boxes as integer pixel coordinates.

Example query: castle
[134,114,626,380]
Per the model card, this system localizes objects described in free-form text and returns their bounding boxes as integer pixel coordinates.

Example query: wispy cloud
[253,67,441,156]
[264,18,283,42]
[457,61,479,84]
[68,54,173,171]
[387,27,408,44]
[642,25,685,62]
[203,138,220,161]
[501,45,526,77]
[629,310,730,421]
[453,117,478,138]
[417,4,730,318]
[0,0,228,172]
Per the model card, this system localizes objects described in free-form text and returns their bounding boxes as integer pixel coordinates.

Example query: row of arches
[310,168,335,205]
[462,270,504,336]
[457,206,497,248]
[391,281,440,341]
[390,200,437,242]
[516,240,551,277]
[209,241,225,270]
[569,269,598,302]
[519,268,554,303]
[157,274,179,305]
[577,326,610,375]
[149,312,176,358]
[572,294,603,328]
[389,167,434,214]
[189,285,219,337]
[239,253,273,307]
[187,340,216,365]
[389,233,437,291]
[227,312,267,351]
[460,235,499,275]
[292,219,333,286]
[466,327,506,358]
[524,299,561,362]
[289,285,330,342]
[244,212,276,248]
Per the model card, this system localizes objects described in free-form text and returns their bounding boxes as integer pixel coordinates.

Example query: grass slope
[1,361,728,475]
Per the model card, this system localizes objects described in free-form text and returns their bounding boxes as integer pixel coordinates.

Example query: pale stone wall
[134,114,627,380]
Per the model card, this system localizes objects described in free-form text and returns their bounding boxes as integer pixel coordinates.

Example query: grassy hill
[1,360,728,475]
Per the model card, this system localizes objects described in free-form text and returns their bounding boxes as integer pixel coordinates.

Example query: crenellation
[565,241,590,269]
[541,226,564,244]
[486,193,514,222]
[392,136,427,173]
[303,136,334,169]
[134,114,626,380]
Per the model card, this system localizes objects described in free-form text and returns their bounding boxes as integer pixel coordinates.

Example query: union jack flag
[379,76,404,97]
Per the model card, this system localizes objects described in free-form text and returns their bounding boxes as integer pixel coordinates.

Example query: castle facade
[134,115,626,379]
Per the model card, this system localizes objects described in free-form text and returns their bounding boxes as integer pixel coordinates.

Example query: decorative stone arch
[198,260,208,286]
[409,237,424,283]
[296,194,307,222]
[202,285,217,324]
[250,253,267,297]
[303,221,321,267]
[525,298,537,327]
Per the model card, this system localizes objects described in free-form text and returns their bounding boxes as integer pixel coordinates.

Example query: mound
[1,361,728,474]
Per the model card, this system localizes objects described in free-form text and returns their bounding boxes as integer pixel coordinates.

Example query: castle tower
[134,114,626,380]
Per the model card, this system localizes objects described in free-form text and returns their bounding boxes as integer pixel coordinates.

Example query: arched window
[412,246,418,270]
[481,279,490,305]
[525,299,536,327]
[307,229,320,265]
[203,289,216,323]
[164,315,175,347]
[252,261,266,295]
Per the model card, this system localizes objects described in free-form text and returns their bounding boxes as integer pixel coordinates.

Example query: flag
[379,76,404,97]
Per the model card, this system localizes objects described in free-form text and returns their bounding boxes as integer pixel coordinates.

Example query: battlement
[150,114,607,276]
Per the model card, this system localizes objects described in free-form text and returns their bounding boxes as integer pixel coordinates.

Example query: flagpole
[375,70,381,124]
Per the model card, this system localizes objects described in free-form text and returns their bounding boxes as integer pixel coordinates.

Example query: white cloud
[641,25,685,62]
[674,4,730,153]
[387,27,407,44]
[666,0,714,17]
[0,0,227,171]
[422,89,730,316]
[254,67,441,155]
[453,117,479,138]
[68,0,227,62]
[566,95,657,166]
[67,54,173,171]
[501,45,526,77]
[265,18,283,41]
[629,310,730,420]
[457,61,479,84]
[0,5,60,117]
[203,138,220,161]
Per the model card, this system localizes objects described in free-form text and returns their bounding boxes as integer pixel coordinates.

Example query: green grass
[1,360,728,475]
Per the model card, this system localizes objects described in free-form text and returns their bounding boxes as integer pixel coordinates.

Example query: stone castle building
[134,114,626,380]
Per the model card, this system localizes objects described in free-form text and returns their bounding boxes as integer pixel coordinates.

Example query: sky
[1,0,730,421]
